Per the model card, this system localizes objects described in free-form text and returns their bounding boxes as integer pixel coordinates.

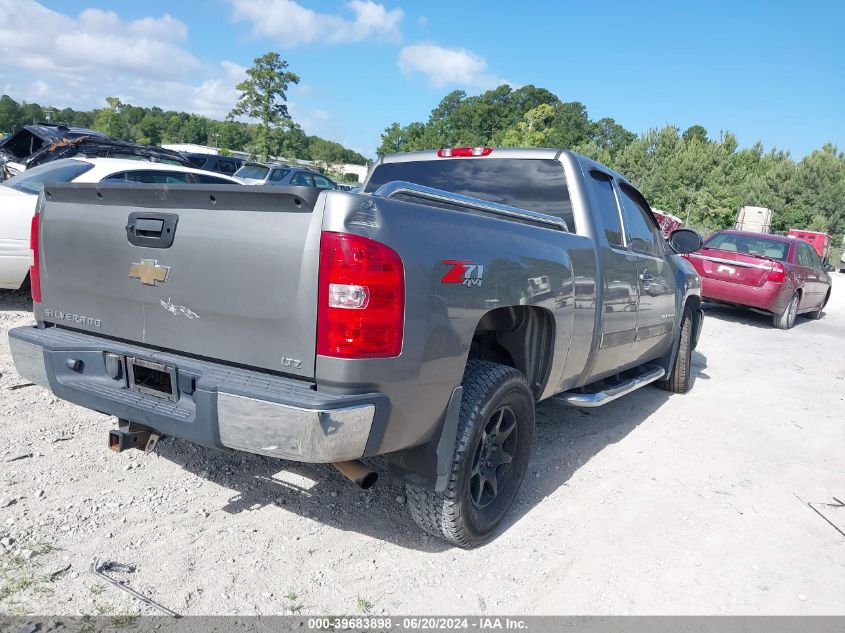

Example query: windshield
[365,158,574,230]
[3,159,93,194]
[235,164,269,179]
[705,233,789,261]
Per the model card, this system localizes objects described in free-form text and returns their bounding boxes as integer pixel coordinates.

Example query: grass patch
[0,573,34,601]
[89,583,107,597]
[356,596,374,613]
[0,540,61,603]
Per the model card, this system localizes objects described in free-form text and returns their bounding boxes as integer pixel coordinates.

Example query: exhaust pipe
[333,460,378,489]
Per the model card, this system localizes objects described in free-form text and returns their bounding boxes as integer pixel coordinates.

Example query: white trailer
[735,205,773,233]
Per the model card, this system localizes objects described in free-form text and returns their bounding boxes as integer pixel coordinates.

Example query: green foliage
[229,52,299,161]
[379,86,844,236]
[0,93,367,166]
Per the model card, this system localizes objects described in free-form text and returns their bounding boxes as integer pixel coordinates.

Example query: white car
[0,157,241,290]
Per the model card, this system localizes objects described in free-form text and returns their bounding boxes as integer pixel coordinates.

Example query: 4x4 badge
[441,260,484,287]
[129,259,170,286]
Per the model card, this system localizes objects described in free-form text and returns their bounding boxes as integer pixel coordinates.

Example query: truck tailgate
[37,184,322,378]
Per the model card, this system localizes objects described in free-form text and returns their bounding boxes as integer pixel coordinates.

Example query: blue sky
[1,0,842,158]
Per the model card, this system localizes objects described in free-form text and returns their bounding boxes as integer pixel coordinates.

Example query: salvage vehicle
[0,123,190,179]
[234,161,337,189]
[0,123,109,178]
[9,147,703,547]
[686,229,831,329]
[0,158,240,290]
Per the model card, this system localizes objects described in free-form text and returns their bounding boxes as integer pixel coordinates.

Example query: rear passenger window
[269,168,290,181]
[590,170,624,247]
[313,174,334,189]
[290,172,312,186]
[618,184,660,256]
[797,243,814,267]
[194,174,236,184]
[218,160,237,175]
[102,171,190,184]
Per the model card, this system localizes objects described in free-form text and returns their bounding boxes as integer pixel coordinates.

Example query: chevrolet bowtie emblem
[129,259,170,286]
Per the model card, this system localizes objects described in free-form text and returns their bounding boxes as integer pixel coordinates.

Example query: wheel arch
[467,305,555,401]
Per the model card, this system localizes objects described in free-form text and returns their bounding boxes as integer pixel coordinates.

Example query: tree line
[0,94,368,167]
[378,85,845,238]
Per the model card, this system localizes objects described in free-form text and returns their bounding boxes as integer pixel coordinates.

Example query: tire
[773,292,799,330]
[405,360,535,548]
[656,307,693,394]
[805,290,830,321]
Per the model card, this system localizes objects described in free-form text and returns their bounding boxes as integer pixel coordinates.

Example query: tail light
[317,232,404,358]
[29,213,41,303]
[437,147,492,158]
[768,262,787,283]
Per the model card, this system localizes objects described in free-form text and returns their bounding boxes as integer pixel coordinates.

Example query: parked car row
[233,161,338,189]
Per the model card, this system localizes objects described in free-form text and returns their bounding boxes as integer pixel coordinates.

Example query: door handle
[125,212,178,249]
[130,218,164,237]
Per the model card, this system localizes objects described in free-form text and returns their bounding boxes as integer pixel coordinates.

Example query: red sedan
[686,230,832,329]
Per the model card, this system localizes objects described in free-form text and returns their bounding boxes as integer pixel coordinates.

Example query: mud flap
[385,386,463,491]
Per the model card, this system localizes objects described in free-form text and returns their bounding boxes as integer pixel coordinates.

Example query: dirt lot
[1,277,843,617]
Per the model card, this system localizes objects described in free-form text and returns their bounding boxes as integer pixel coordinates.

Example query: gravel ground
[0,276,843,616]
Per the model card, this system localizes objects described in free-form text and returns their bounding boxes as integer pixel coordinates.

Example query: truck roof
[375,147,633,187]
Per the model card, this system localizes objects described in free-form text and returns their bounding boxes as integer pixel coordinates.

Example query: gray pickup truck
[9,147,703,547]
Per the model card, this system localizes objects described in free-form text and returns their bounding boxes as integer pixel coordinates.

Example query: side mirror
[823,263,835,273]
[668,228,703,254]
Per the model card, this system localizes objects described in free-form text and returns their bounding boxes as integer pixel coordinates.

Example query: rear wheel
[805,290,830,320]
[773,292,799,330]
[405,360,535,548]
[656,307,693,394]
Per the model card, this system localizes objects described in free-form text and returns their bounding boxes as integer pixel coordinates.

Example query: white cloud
[0,1,198,80]
[398,43,506,90]
[0,2,245,118]
[229,0,403,47]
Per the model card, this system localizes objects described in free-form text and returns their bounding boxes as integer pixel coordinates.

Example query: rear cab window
[365,158,575,231]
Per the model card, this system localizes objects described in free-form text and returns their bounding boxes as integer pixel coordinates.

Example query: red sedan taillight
[317,232,404,358]
[768,262,787,283]
[29,213,41,303]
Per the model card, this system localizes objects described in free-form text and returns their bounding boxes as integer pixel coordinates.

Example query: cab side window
[617,183,661,256]
[590,170,624,247]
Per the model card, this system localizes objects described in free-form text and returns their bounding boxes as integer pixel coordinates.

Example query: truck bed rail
[372,180,569,232]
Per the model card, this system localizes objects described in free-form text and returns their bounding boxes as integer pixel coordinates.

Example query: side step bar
[558,366,665,408]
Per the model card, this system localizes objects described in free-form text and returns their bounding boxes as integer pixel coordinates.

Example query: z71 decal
[441,260,484,287]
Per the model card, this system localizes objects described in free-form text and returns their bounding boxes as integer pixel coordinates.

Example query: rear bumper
[8,326,388,463]
[700,277,790,313]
